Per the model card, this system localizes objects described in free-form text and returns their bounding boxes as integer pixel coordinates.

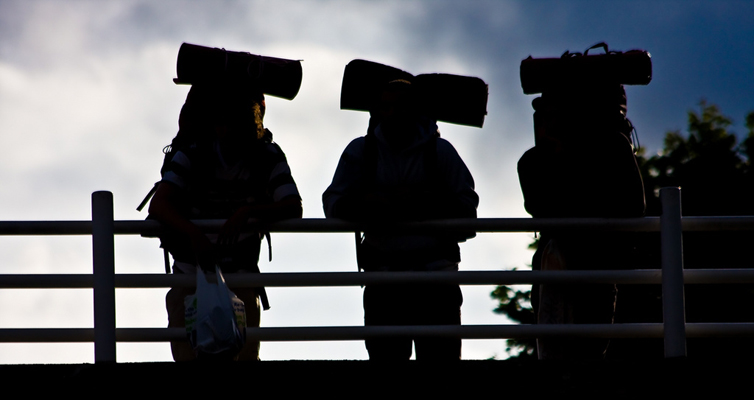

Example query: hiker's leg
[413,284,462,361]
[364,284,413,360]
[235,287,261,361]
[166,286,196,361]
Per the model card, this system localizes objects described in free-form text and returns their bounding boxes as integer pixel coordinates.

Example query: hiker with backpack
[323,73,482,360]
[146,44,303,361]
[517,43,650,360]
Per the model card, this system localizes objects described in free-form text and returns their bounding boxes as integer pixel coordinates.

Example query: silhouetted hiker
[518,44,649,360]
[323,78,479,360]
[147,44,302,361]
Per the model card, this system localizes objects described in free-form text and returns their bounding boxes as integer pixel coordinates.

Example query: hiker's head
[377,79,417,119]
[179,83,266,143]
[376,79,421,141]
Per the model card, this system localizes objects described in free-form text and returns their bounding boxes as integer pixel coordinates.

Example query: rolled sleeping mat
[520,44,651,95]
[414,73,489,128]
[174,42,303,100]
[340,59,413,112]
[340,59,488,128]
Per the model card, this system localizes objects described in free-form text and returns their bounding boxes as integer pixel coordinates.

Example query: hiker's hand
[190,230,216,270]
[219,206,253,246]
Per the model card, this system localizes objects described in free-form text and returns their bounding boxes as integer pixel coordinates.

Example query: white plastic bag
[184,266,246,359]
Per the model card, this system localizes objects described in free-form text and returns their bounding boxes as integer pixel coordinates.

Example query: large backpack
[138,41,302,212]
[340,59,487,272]
[138,42,302,276]
[517,43,650,218]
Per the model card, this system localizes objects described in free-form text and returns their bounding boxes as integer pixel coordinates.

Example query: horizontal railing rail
[5,323,754,343]
[5,269,754,289]
[1,187,753,362]
[2,215,751,236]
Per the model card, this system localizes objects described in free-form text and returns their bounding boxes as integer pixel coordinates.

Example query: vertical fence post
[660,186,687,358]
[92,191,116,363]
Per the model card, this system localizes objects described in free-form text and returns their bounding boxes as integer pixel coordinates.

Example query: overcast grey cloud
[0,0,752,363]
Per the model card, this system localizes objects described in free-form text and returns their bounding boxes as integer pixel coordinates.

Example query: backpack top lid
[173,43,303,101]
[340,59,489,128]
[520,42,652,95]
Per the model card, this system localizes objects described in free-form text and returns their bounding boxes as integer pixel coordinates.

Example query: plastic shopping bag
[184,266,246,360]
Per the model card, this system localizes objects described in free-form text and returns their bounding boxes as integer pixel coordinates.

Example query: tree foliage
[640,100,754,216]
[490,284,536,358]
[493,101,754,359]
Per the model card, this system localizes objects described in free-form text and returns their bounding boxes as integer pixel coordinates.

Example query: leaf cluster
[490,284,536,359]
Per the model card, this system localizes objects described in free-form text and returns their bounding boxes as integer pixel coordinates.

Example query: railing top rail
[1,216,753,236]
[0,221,93,235]
[129,217,662,235]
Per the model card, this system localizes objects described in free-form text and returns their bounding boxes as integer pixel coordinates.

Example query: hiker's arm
[217,196,301,246]
[323,139,368,221]
[148,181,214,261]
[225,196,302,230]
[252,195,303,221]
[431,139,479,219]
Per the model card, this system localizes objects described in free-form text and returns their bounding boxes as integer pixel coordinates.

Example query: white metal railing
[1,187,754,363]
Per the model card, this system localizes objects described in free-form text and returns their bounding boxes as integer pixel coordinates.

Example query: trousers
[363,283,463,361]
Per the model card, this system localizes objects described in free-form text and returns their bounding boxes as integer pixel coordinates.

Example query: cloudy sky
[0,0,752,363]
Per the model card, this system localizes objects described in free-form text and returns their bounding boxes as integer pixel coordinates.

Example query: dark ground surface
[1,358,746,396]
